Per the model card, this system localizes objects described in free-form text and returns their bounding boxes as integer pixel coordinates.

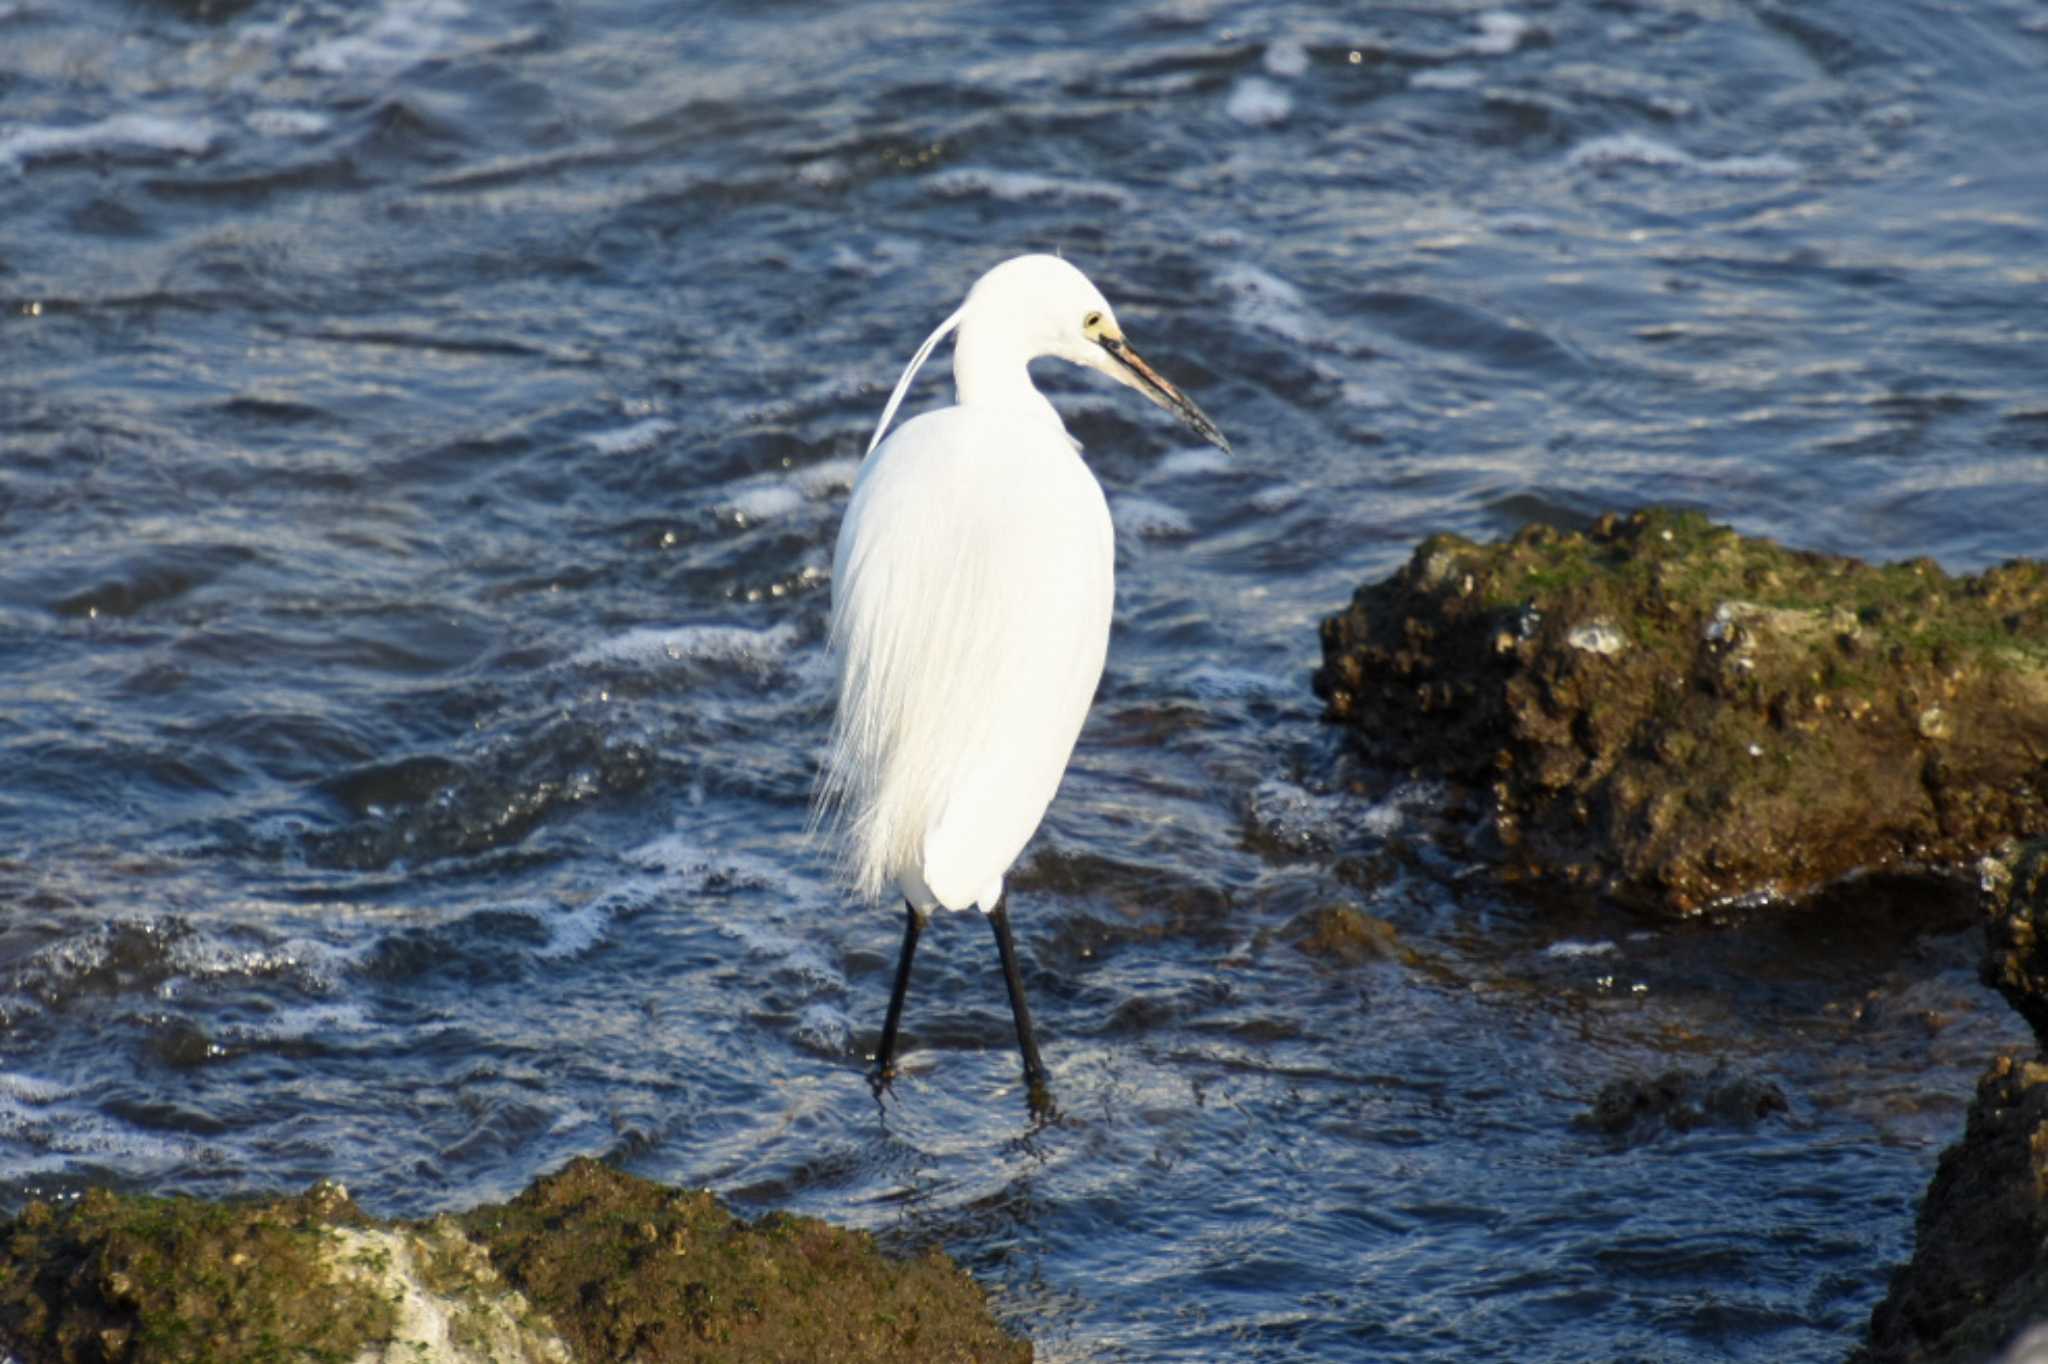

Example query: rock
[0,1158,1030,1363]
[1284,905,1403,965]
[1312,509,2048,915]
[1857,842,2048,1363]
[1855,1052,2048,1364]
[1576,1064,1788,1144]
[1984,841,2048,1047]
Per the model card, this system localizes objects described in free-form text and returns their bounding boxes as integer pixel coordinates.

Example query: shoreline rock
[1857,843,2048,1363]
[1313,508,2048,915]
[0,1157,1030,1364]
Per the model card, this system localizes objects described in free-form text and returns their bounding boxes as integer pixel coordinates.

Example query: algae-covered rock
[1283,905,1404,965]
[464,1158,1030,1364]
[1313,508,2048,914]
[0,1180,412,1363]
[0,1159,1029,1364]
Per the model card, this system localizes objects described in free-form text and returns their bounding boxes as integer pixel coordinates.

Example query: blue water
[3,1,2044,1358]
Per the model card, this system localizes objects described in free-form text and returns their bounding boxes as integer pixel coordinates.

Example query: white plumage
[813,253,1228,1092]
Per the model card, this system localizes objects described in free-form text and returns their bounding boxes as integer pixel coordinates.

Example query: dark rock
[1577,1064,1788,1145]
[1984,841,2048,1048]
[1855,1052,2048,1364]
[1313,509,2048,915]
[1857,841,2048,1363]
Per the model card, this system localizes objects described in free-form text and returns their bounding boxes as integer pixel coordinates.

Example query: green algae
[0,1162,1030,1364]
[0,1182,392,1364]
[1315,508,2048,913]
[464,1159,1030,1364]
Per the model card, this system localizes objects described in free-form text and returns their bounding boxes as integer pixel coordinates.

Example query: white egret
[815,254,1229,1097]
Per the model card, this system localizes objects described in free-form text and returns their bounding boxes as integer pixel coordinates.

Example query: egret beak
[1097,335,1230,454]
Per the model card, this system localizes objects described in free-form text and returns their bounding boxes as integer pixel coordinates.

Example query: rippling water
[4,1,2045,1358]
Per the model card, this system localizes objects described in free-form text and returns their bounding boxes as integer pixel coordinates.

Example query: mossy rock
[464,1158,1030,1364]
[0,1181,397,1363]
[0,1161,1029,1364]
[1313,508,2048,914]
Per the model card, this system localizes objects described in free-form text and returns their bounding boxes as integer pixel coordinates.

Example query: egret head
[963,255,1231,454]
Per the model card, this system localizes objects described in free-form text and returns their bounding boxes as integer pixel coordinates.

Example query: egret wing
[820,404,1114,911]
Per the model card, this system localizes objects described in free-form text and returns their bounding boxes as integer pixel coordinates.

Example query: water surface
[4,1,2045,1358]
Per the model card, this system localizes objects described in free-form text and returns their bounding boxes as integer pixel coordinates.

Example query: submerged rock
[1313,509,2048,915]
[1577,1064,1788,1144]
[0,1158,1029,1364]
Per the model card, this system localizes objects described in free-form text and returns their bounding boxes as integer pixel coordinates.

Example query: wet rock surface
[0,1158,1028,1363]
[1314,509,2048,916]
[1858,843,2048,1363]
[1855,1051,2048,1364]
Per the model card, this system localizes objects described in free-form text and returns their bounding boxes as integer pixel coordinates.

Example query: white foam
[221,1001,374,1041]
[825,239,925,278]
[1343,380,1394,409]
[245,108,332,138]
[1254,778,1449,853]
[1155,446,1233,478]
[1248,779,1351,853]
[721,481,805,524]
[1215,262,1314,343]
[1226,77,1293,127]
[1111,495,1195,539]
[586,418,676,456]
[0,1073,68,1104]
[793,1003,851,1054]
[1565,132,1800,179]
[1546,939,1619,959]
[794,458,860,496]
[925,167,1135,209]
[1182,663,1291,702]
[0,114,218,174]
[797,157,848,188]
[1470,11,1534,55]
[0,1072,191,1172]
[161,932,352,995]
[626,833,797,897]
[1249,482,1303,513]
[295,0,472,77]
[1411,68,1485,91]
[1263,37,1311,78]
[570,622,798,671]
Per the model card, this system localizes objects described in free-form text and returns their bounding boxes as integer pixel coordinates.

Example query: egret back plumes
[823,400,1113,910]
[814,253,1228,1095]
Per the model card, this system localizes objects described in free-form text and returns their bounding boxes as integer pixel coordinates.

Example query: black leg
[872,901,922,1086]
[988,897,1050,1091]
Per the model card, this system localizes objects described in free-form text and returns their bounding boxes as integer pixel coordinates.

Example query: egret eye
[1082,310,1104,332]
